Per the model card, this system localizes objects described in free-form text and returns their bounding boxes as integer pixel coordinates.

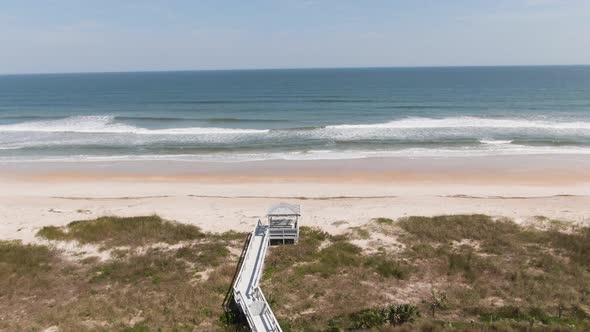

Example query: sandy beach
[1,154,589,244]
[4,4,590,330]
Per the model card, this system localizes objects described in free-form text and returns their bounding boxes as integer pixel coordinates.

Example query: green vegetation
[3,214,590,331]
[374,217,395,225]
[428,289,448,318]
[364,254,408,279]
[296,241,363,277]
[0,240,54,274]
[349,304,420,329]
[175,242,230,268]
[266,215,590,331]
[477,305,583,325]
[0,240,56,298]
[398,214,519,245]
[37,215,205,248]
[1,216,246,331]
[266,226,407,280]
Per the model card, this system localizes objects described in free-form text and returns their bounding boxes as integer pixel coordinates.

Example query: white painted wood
[232,221,282,332]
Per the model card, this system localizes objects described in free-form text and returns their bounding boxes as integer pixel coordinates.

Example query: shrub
[349,304,419,329]
[36,226,68,241]
[0,240,54,274]
[398,215,518,247]
[364,255,408,279]
[175,242,230,268]
[384,304,420,326]
[429,289,448,317]
[350,308,385,329]
[37,215,205,247]
[447,250,476,280]
[374,218,395,225]
[296,241,363,277]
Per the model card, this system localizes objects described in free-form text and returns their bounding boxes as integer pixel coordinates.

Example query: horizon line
[1,63,590,76]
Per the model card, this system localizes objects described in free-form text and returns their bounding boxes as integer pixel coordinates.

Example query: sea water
[1,66,589,162]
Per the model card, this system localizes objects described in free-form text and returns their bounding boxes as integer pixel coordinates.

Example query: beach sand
[1,154,589,243]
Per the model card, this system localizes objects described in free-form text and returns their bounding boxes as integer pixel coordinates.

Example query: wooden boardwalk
[232,221,282,332]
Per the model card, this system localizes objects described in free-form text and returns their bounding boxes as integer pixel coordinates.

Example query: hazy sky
[1,0,589,74]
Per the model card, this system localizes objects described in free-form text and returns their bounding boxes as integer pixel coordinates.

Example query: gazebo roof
[267,203,300,216]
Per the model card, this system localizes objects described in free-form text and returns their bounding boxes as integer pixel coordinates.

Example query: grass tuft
[37,215,205,247]
[175,242,230,268]
[296,241,362,277]
[398,214,519,244]
[364,255,409,279]
[374,217,395,225]
[36,226,68,241]
[0,240,55,275]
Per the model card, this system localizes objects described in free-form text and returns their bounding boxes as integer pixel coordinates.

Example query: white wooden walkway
[232,221,282,332]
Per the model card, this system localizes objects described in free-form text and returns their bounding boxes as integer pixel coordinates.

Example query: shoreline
[2,154,590,185]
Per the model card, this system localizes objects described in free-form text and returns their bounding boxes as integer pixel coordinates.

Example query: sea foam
[1,115,589,161]
[0,116,269,135]
[326,117,590,130]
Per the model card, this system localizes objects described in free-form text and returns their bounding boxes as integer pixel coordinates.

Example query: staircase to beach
[231,221,282,332]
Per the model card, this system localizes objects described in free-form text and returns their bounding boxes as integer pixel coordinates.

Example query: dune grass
[397,214,519,245]
[37,215,205,248]
[264,215,590,331]
[0,240,58,300]
[0,240,54,273]
[3,214,590,331]
[1,216,246,331]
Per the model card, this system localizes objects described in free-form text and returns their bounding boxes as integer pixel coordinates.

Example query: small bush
[429,289,448,318]
[364,255,408,279]
[384,304,420,326]
[350,304,419,329]
[296,242,362,277]
[0,240,54,275]
[447,250,476,280]
[398,214,518,248]
[374,218,395,225]
[175,242,230,268]
[217,230,247,241]
[36,215,205,247]
[408,243,437,258]
[543,228,590,267]
[36,226,68,241]
[479,305,564,325]
[265,226,329,275]
[91,249,189,284]
[350,227,370,239]
[350,308,385,329]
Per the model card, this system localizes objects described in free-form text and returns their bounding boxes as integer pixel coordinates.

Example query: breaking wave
[0,116,269,135]
[326,117,590,130]
[1,116,589,161]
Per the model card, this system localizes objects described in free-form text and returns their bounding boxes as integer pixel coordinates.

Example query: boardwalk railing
[232,221,282,332]
[269,228,298,243]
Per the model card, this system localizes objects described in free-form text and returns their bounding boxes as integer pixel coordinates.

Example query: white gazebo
[267,203,300,245]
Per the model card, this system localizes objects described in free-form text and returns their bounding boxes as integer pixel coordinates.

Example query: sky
[0,0,589,74]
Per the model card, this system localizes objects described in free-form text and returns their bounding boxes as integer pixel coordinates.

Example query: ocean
[1,66,590,162]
